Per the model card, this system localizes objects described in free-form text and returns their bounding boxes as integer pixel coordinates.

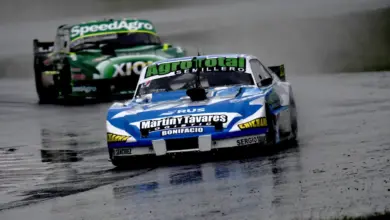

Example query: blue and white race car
[106,54,298,167]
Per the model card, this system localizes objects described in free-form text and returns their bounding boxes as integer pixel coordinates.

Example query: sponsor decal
[107,133,130,142]
[43,71,59,75]
[72,86,97,93]
[161,127,204,136]
[238,117,267,130]
[113,148,132,156]
[70,20,155,40]
[140,114,228,132]
[160,108,205,116]
[113,61,154,77]
[236,135,264,146]
[145,57,246,78]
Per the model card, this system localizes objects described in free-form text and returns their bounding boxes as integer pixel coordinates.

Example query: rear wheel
[34,57,58,104]
[58,59,73,102]
[265,105,277,145]
[111,158,127,168]
[289,96,298,141]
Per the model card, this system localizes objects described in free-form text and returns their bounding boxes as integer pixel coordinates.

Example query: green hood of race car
[67,44,186,80]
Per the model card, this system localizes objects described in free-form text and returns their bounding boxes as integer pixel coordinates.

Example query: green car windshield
[70,32,161,52]
[135,71,255,97]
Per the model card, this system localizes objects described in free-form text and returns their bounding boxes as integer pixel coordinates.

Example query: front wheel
[109,149,134,168]
[289,97,298,141]
[111,158,128,168]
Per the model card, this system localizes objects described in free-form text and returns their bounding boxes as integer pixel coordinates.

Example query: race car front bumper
[110,133,266,158]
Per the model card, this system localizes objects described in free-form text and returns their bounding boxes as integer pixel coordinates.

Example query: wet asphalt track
[1,0,390,219]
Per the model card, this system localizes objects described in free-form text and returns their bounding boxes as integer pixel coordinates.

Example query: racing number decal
[113,61,154,77]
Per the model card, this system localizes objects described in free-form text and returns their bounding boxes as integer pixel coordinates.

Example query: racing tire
[265,104,277,145]
[34,57,58,104]
[289,94,298,142]
[109,149,132,168]
[58,59,73,103]
[111,156,148,169]
[109,151,153,169]
[111,158,127,168]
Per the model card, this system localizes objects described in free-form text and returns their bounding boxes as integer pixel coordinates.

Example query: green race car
[33,18,187,103]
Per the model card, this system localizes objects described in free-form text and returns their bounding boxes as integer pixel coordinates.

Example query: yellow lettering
[238,117,267,130]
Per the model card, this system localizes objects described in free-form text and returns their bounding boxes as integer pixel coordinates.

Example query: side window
[53,35,62,53]
[54,36,66,53]
[260,63,278,80]
[53,28,69,53]
[250,59,272,83]
[63,30,70,52]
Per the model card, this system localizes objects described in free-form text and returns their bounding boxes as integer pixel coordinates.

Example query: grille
[165,137,199,151]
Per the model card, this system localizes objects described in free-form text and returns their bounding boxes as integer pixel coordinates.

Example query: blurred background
[0,0,389,79]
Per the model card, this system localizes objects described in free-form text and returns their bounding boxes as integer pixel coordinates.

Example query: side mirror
[260,77,273,87]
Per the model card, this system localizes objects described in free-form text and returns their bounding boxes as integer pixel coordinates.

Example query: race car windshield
[136,71,255,97]
[70,32,161,52]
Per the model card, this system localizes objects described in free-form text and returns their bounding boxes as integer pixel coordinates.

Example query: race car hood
[107,85,270,141]
[68,44,185,80]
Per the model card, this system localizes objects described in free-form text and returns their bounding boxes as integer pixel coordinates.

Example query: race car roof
[67,18,157,42]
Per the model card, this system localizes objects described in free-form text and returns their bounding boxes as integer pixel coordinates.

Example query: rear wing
[33,39,54,55]
[268,64,285,81]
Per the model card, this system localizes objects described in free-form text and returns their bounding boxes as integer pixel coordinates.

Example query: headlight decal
[107,133,131,142]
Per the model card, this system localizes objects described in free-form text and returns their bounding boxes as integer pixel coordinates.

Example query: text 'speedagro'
[70,19,156,41]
